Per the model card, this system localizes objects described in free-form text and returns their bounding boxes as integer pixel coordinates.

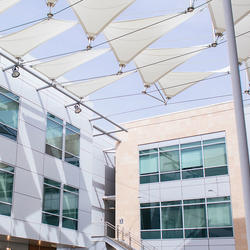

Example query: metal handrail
[104,222,155,250]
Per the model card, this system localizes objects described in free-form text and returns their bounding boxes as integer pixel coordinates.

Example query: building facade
[0,54,115,249]
[115,102,249,250]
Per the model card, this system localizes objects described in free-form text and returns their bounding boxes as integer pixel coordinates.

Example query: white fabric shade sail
[158,71,216,98]
[103,10,199,65]
[0,0,20,14]
[208,0,250,34]
[134,45,207,87]
[32,48,110,80]
[0,19,77,58]
[64,71,133,98]
[235,14,250,62]
[67,0,135,38]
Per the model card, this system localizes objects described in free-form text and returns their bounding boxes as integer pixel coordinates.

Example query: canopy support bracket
[0,51,127,143]
[93,125,121,143]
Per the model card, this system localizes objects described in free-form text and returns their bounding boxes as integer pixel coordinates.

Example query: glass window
[139,154,158,175]
[65,123,80,167]
[160,150,179,172]
[161,206,183,229]
[160,172,180,182]
[184,204,206,228]
[141,208,160,230]
[46,114,63,159]
[205,166,228,177]
[141,231,161,239]
[181,147,202,169]
[140,174,159,184]
[0,89,19,141]
[42,179,61,226]
[62,185,79,230]
[204,143,227,167]
[0,163,14,216]
[207,203,232,227]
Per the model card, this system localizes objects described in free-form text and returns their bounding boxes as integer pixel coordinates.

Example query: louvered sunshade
[32,49,110,80]
[208,0,250,33]
[235,14,250,62]
[67,0,135,38]
[103,10,199,65]
[0,0,20,14]
[0,19,77,58]
[134,45,207,87]
[64,71,133,98]
[158,71,217,98]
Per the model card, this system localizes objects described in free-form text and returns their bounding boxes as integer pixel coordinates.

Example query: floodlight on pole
[11,65,20,78]
[74,104,82,114]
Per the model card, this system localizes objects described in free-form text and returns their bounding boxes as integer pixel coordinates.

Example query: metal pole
[223,0,250,248]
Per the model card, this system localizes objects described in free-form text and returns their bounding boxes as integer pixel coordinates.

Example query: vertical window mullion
[62,121,66,162]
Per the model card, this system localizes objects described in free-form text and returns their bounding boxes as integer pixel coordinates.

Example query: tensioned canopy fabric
[0,19,77,58]
[0,0,20,14]
[64,71,133,98]
[208,0,250,34]
[32,48,110,80]
[67,0,135,38]
[158,71,216,98]
[235,14,250,62]
[103,10,199,65]
[134,45,207,87]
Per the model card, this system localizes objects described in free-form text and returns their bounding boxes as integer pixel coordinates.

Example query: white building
[0,52,117,250]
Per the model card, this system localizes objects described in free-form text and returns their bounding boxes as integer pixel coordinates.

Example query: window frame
[0,162,15,217]
[45,112,81,167]
[140,196,234,240]
[0,86,20,141]
[42,178,79,230]
[139,134,229,184]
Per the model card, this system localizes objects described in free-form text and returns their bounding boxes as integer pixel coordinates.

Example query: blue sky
[0,0,249,127]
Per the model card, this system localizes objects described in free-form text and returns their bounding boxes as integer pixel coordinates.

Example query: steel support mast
[223,0,250,247]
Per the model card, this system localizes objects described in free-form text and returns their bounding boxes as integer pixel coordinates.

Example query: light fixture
[74,104,82,114]
[46,0,58,7]
[12,65,20,78]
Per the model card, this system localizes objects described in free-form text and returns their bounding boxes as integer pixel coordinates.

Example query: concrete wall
[0,54,115,249]
[115,102,248,250]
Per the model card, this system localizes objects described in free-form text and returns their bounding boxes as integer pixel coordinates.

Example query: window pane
[185,229,207,238]
[159,145,179,151]
[65,128,80,156]
[182,169,203,179]
[208,203,232,227]
[161,201,182,206]
[162,206,183,229]
[181,141,201,148]
[139,154,158,174]
[65,152,79,167]
[141,208,160,230]
[63,191,78,219]
[139,149,158,154]
[207,197,230,203]
[0,87,19,101]
[0,171,14,203]
[66,123,80,133]
[140,202,160,208]
[140,175,159,184]
[47,113,63,125]
[162,230,183,239]
[160,151,179,172]
[205,166,228,177]
[0,203,11,216]
[160,172,180,182]
[0,94,19,129]
[46,119,63,149]
[62,218,78,230]
[42,213,59,226]
[209,227,233,237]
[0,163,14,172]
[204,144,227,167]
[184,199,205,205]
[43,185,60,215]
[184,204,206,228]
[141,231,161,239]
[203,137,225,145]
[0,123,17,141]
[44,178,60,188]
[64,185,79,193]
[181,147,202,169]
[45,145,62,159]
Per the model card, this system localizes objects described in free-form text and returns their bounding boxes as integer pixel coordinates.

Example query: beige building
[115,101,249,250]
